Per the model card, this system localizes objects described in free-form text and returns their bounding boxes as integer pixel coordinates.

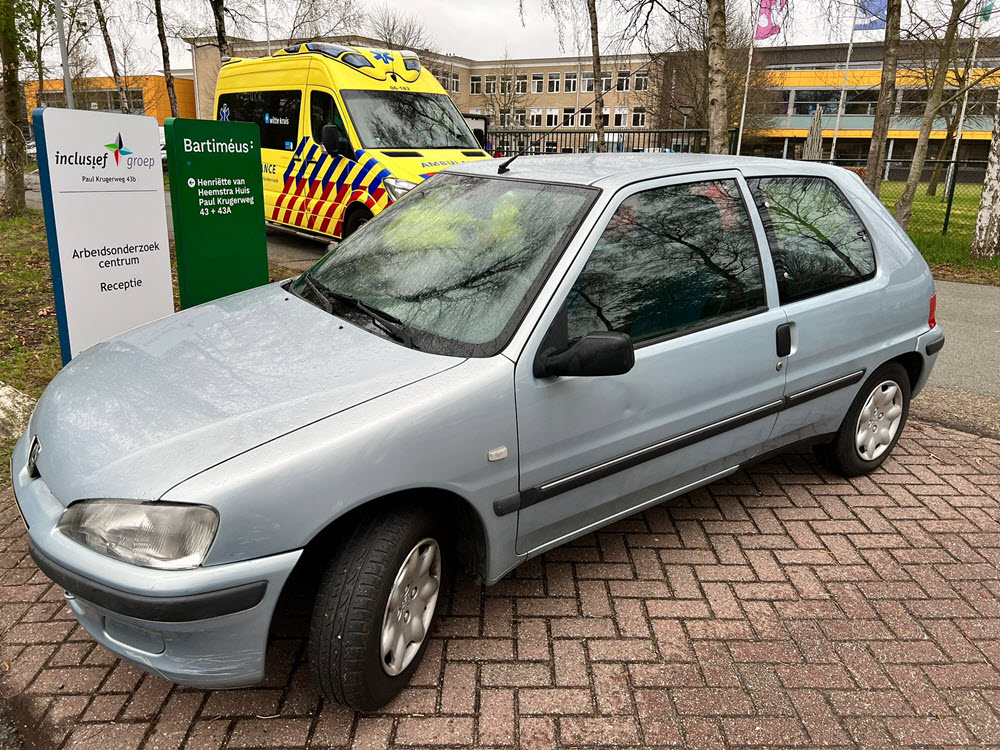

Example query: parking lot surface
[1,421,999,749]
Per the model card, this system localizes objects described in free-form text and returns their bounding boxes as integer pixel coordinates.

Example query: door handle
[776,323,792,358]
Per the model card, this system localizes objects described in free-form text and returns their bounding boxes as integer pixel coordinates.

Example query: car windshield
[341,90,479,149]
[293,174,597,356]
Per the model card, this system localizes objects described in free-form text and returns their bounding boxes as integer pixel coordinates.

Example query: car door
[513,172,787,556]
[745,175,883,447]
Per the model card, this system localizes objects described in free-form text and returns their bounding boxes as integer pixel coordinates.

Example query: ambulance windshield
[341,90,479,150]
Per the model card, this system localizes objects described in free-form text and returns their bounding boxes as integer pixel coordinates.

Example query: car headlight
[383,177,417,201]
[57,500,219,570]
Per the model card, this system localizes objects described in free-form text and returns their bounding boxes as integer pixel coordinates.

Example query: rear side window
[565,179,766,346]
[217,90,301,151]
[748,176,876,304]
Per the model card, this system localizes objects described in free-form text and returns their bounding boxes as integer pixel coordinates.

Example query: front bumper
[11,434,301,689]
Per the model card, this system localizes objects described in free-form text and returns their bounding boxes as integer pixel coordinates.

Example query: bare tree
[893,0,970,229]
[1,0,27,216]
[704,0,727,153]
[366,3,433,50]
[93,0,128,112]
[864,0,901,194]
[151,0,177,116]
[207,0,229,56]
[268,0,363,45]
[482,50,537,128]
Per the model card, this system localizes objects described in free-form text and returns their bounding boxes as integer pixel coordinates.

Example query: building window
[499,108,511,127]
[616,70,630,91]
[601,71,613,92]
[468,107,482,115]
[578,107,593,127]
[793,89,839,115]
[485,75,497,94]
[634,71,649,92]
[548,72,561,93]
[565,72,577,93]
[516,74,528,94]
[532,73,544,93]
[470,75,482,95]
[545,139,558,154]
[613,107,627,127]
[583,72,595,92]
[529,107,542,126]
[546,108,559,127]
[601,107,610,127]
[631,107,646,127]
[500,75,513,94]
[562,107,576,126]
[452,72,460,93]
[514,108,527,126]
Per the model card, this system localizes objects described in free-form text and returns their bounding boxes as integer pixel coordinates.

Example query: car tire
[308,504,448,711]
[814,362,910,477]
[341,207,372,239]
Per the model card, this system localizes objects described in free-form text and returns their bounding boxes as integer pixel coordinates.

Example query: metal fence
[813,158,986,245]
[489,128,716,155]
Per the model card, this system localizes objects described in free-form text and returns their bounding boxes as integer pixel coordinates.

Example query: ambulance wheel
[342,207,372,239]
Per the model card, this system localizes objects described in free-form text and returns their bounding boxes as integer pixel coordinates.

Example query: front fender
[162,356,521,583]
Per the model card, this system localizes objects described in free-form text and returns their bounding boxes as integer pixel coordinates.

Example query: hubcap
[855,380,903,462]
[380,538,441,676]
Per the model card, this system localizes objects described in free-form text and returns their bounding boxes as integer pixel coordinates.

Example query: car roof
[446,152,850,190]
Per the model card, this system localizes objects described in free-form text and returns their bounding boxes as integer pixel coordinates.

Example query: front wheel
[308,505,448,710]
[814,362,910,477]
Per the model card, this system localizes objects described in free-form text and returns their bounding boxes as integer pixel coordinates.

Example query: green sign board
[165,118,268,308]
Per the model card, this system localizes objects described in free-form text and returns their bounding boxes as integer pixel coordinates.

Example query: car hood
[28,283,462,503]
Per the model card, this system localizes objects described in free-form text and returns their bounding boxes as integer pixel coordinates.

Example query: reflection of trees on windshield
[342,91,478,149]
[567,181,766,344]
[310,175,593,349]
[748,177,875,304]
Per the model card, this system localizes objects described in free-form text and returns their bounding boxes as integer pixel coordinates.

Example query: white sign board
[34,108,174,363]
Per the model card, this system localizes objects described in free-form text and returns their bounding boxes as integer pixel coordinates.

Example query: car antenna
[497,59,655,175]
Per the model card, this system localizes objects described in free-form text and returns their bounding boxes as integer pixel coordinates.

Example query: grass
[877,181,1000,285]
[0,209,298,490]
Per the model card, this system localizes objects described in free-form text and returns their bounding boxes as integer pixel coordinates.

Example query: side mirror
[472,128,487,149]
[535,331,635,378]
[321,123,346,157]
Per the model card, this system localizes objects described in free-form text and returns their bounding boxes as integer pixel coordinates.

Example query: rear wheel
[308,504,447,710]
[814,362,910,477]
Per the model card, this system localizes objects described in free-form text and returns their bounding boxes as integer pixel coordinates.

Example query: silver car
[11,154,944,709]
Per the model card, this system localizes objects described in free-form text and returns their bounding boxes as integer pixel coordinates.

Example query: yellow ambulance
[213,42,491,240]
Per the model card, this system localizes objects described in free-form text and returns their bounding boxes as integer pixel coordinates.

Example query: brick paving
[2,420,1000,749]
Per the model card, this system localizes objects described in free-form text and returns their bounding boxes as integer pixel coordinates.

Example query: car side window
[310,90,349,149]
[217,90,301,151]
[565,179,766,346]
[747,176,876,305]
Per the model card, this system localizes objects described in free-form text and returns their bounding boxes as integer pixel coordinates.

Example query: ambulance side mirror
[321,124,349,159]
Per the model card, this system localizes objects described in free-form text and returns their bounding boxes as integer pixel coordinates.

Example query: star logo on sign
[220,103,230,121]
[371,50,394,64]
[104,132,131,165]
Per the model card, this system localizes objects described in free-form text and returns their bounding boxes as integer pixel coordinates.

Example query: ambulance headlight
[384,177,417,201]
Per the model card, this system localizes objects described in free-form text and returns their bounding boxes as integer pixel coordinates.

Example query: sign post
[33,108,174,364]
[165,118,268,308]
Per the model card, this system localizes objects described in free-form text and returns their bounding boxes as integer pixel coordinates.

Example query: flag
[984,1,994,22]
[855,0,888,30]
[756,0,788,41]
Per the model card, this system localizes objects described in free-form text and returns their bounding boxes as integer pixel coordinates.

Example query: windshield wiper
[299,273,417,349]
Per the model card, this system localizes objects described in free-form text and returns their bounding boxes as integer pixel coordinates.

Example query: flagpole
[945,0,985,195]
[736,0,762,155]
[830,3,860,162]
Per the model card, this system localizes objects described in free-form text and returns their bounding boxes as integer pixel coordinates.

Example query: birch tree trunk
[93,0,129,114]
[970,103,1000,259]
[893,0,969,229]
[864,0,900,195]
[587,0,605,152]
[153,0,177,117]
[705,0,728,154]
